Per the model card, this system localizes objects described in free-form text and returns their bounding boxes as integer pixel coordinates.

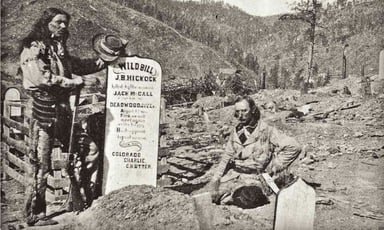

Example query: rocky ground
[1,75,384,229]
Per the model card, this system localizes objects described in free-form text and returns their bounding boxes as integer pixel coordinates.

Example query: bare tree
[279,0,323,86]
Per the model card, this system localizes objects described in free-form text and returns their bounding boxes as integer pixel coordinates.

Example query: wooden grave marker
[102,56,162,194]
[262,173,316,230]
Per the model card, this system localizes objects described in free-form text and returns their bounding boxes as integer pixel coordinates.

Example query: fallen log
[353,211,384,220]
[170,102,194,108]
[312,103,361,119]
[339,103,361,111]
[360,161,379,166]
[305,100,320,105]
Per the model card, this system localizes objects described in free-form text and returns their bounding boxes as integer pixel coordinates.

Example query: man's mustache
[57,29,67,33]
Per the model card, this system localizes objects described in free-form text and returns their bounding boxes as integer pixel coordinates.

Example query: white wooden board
[274,178,316,230]
[102,56,162,194]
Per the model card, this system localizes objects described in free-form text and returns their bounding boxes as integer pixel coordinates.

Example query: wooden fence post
[2,100,10,180]
[379,50,384,80]
[361,65,371,98]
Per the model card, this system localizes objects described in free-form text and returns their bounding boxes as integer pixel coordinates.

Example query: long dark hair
[20,8,71,52]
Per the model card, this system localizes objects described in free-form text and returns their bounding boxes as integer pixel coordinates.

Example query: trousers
[24,121,52,224]
[24,94,72,224]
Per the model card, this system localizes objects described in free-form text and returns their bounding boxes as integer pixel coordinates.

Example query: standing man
[19,8,124,226]
[206,96,302,208]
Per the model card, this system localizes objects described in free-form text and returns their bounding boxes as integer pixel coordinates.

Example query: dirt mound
[77,185,199,230]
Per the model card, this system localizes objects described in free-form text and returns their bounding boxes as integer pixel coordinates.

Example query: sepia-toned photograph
[1,0,383,229]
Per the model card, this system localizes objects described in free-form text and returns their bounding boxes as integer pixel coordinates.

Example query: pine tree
[280,0,323,87]
[270,63,279,89]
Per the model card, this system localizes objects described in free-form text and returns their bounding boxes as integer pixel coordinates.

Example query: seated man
[206,95,301,208]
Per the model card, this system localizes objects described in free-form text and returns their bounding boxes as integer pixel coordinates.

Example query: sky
[224,0,293,16]
[215,0,336,16]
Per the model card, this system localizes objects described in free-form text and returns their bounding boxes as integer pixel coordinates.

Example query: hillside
[110,0,384,88]
[0,0,245,95]
[2,0,382,97]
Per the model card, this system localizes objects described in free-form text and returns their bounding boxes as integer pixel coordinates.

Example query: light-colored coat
[213,120,301,180]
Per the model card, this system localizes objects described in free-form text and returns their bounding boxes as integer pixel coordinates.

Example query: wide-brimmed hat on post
[92,33,128,62]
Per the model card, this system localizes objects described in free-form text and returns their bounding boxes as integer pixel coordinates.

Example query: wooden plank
[192,192,214,230]
[77,101,105,113]
[4,151,31,172]
[3,101,10,138]
[80,92,105,100]
[53,170,62,178]
[60,152,70,160]
[160,97,167,124]
[261,173,280,194]
[46,191,67,202]
[51,148,59,161]
[2,163,29,185]
[51,149,69,163]
[2,134,28,154]
[3,101,27,107]
[171,102,194,108]
[51,146,65,160]
[311,103,361,119]
[274,178,316,230]
[1,116,30,135]
[52,159,68,170]
[47,175,69,189]
[1,144,10,180]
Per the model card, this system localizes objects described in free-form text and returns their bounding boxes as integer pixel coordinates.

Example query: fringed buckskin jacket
[20,40,103,92]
